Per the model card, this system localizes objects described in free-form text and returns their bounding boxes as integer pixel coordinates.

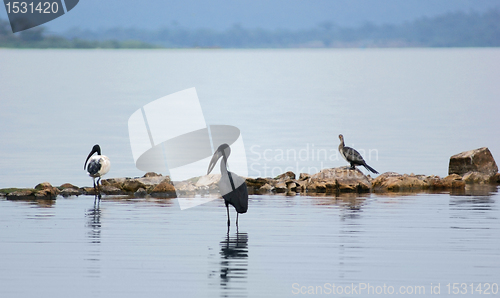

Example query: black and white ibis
[84,144,110,200]
[338,134,378,174]
[207,144,248,227]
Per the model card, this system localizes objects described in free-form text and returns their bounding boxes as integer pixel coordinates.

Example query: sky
[1,0,500,33]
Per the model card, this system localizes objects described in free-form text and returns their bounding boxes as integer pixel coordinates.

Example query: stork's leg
[236,213,239,227]
[226,203,230,227]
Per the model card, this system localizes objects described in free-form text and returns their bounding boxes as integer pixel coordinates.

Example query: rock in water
[448,147,498,182]
[307,167,371,193]
[34,182,60,198]
[372,172,428,191]
[150,180,177,196]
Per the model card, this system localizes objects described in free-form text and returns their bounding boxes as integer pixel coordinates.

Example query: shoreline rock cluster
[1,147,499,200]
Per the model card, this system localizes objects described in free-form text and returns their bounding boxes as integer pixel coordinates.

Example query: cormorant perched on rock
[338,134,378,174]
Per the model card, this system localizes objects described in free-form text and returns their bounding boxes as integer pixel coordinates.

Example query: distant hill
[0,19,159,48]
[60,9,500,48]
[1,9,499,48]
[1,0,498,32]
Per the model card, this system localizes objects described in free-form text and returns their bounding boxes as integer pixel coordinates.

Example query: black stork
[84,144,110,201]
[207,144,248,227]
[338,134,378,174]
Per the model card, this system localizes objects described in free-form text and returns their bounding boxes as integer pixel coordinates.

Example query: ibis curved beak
[84,145,100,170]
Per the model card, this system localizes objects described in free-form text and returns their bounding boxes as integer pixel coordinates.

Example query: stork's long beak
[207,150,223,175]
[84,147,98,170]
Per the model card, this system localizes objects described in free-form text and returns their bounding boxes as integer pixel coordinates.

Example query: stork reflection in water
[207,144,248,228]
[219,232,249,290]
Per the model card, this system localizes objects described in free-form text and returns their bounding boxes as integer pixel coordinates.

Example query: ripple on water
[0,190,499,297]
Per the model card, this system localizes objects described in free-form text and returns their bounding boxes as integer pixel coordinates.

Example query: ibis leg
[97,177,102,201]
[93,178,98,205]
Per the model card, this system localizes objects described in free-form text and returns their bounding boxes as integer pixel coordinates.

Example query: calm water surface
[1,48,499,297]
[1,190,499,297]
[0,48,499,188]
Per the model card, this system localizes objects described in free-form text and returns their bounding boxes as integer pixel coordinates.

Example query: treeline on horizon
[1,9,500,48]
[0,19,159,48]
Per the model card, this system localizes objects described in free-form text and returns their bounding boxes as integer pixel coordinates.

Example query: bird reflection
[218,232,249,297]
[86,206,101,243]
[85,206,102,278]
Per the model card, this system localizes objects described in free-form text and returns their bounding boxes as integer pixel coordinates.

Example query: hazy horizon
[1,0,499,34]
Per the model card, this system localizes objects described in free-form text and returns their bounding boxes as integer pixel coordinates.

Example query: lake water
[1,49,500,297]
[0,48,499,188]
[1,190,499,298]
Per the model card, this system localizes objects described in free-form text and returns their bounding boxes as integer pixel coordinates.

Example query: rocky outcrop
[429,174,466,189]
[493,173,500,184]
[244,167,372,194]
[3,182,60,200]
[1,148,498,201]
[59,183,83,197]
[372,173,466,191]
[34,182,60,198]
[150,180,177,197]
[100,173,175,196]
[449,147,498,184]
[307,167,371,193]
[5,189,36,199]
[244,171,303,194]
[246,178,272,193]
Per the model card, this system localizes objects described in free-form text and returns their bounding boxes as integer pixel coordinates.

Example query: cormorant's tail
[363,163,379,174]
